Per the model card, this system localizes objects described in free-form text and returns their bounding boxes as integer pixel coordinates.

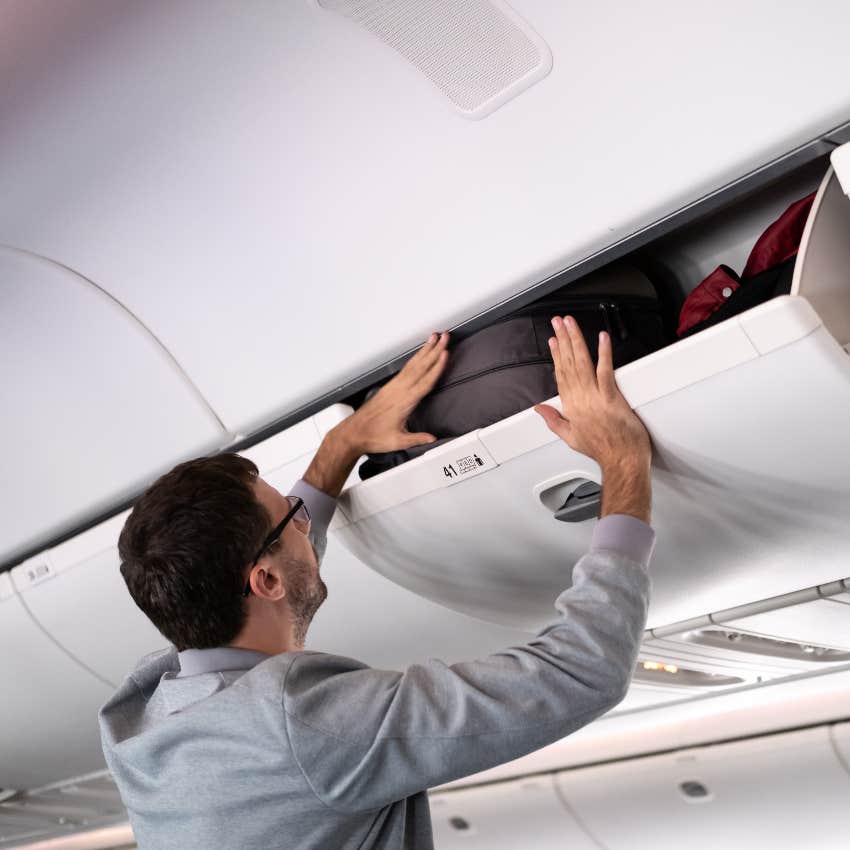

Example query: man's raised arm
[281,318,656,813]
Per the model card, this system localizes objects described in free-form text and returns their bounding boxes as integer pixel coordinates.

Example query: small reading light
[642,661,662,671]
[663,664,679,674]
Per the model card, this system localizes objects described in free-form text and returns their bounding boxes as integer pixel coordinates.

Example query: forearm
[301,425,362,498]
[600,459,652,524]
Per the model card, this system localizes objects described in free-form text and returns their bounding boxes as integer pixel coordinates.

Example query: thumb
[399,431,438,449]
[534,404,569,437]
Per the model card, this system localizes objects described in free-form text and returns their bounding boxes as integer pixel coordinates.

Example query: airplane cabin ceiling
[0,248,225,565]
[2,0,850,445]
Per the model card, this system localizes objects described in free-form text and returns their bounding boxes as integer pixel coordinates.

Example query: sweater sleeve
[283,516,654,813]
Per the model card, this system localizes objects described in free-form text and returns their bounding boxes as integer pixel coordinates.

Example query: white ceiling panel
[0,585,113,790]
[0,1,848,435]
[556,726,850,850]
[0,248,226,565]
[430,776,599,850]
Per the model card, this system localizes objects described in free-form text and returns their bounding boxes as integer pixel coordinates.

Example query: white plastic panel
[0,247,226,565]
[442,666,850,790]
[430,776,598,850]
[556,727,850,850]
[18,405,353,688]
[15,519,170,687]
[793,163,850,346]
[0,587,113,790]
[2,2,850,436]
[722,598,850,652]
[256,450,534,669]
[338,307,850,631]
[611,683,686,714]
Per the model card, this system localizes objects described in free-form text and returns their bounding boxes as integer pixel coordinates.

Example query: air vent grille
[317,0,552,118]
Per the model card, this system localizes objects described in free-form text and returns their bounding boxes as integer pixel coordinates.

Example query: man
[99,316,654,849]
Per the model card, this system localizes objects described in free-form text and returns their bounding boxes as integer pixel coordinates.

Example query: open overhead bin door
[337,156,850,633]
[238,406,536,668]
[337,297,850,631]
[0,248,226,566]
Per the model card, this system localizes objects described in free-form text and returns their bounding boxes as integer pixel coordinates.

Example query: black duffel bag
[359,263,673,480]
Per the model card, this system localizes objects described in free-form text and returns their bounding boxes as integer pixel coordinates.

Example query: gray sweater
[99,482,654,850]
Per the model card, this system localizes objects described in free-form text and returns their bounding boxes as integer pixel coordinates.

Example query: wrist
[327,420,366,462]
[600,457,652,524]
[601,454,650,482]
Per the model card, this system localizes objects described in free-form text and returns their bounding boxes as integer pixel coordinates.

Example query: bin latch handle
[553,479,601,523]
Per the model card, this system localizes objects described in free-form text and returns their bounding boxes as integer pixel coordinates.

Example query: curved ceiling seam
[14,590,117,691]
[0,243,229,435]
[828,723,850,779]
[551,777,610,850]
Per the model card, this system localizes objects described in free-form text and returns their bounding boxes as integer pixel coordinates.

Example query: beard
[284,556,328,648]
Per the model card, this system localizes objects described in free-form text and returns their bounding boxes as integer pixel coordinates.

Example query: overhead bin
[429,775,599,850]
[0,572,113,791]
[337,150,850,633]
[555,726,850,850]
[3,0,850,442]
[0,247,226,566]
[240,406,535,667]
[0,406,348,796]
[17,405,352,687]
[12,512,169,687]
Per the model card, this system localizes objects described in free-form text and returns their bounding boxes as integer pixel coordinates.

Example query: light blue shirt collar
[177,646,271,678]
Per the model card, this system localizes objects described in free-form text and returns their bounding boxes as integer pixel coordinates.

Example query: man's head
[118,454,326,652]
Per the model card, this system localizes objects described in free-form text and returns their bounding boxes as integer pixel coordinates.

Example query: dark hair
[118,453,270,651]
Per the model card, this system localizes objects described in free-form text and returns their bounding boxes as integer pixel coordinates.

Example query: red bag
[677,193,816,336]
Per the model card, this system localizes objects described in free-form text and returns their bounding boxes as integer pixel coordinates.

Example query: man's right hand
[534,316,652,523]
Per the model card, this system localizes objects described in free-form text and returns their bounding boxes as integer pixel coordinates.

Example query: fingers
[551,317,575,379]
[400,431,438,448]
[596,331,617,398]
[534,403,572,440]
[403,332,449,383]
[547,334,562,375]
[415,348,449,396]
[564,316,596,386]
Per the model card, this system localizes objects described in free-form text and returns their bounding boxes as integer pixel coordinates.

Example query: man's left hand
[337,332,450,455]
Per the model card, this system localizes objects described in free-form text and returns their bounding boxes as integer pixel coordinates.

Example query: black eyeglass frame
[242,496,310,597]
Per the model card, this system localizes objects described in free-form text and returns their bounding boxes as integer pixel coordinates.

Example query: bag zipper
[600,302,629,340]
[426,358,554,395]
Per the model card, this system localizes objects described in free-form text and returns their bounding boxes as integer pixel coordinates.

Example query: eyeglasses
[242,496,311,597]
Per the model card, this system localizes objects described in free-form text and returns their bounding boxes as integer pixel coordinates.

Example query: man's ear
[252,565,287,602]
